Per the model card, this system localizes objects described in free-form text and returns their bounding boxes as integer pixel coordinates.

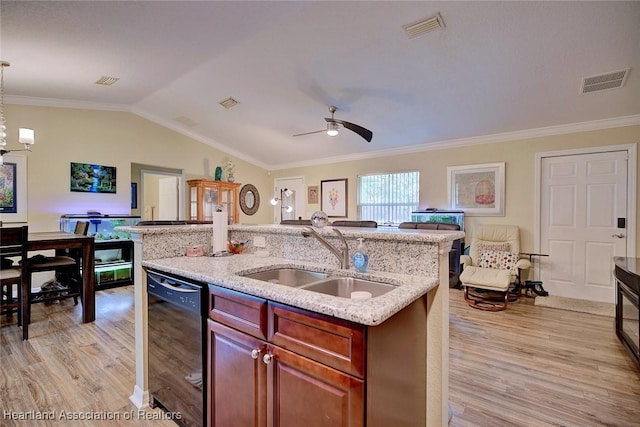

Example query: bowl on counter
[228,240,247,254]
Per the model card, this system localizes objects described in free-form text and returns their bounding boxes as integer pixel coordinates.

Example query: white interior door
[273,177,305,223]
[540,150,628,303]
[158,176,179,220]
[142,170,184,221]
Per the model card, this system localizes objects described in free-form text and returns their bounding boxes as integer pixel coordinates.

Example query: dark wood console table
[613,257,640,366]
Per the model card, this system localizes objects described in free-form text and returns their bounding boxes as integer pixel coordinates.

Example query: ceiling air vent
[219,97,239,109]
[94,75,120,86]
[581,68,630,94]
[402,13,445,39]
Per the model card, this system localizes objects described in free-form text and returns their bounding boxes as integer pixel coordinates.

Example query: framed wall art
[131,183,138,209]
[239,184,260,216]
[0,154,27,223]
[321,178,347,217]
[447,162,505,216]
[70,162,117,193]
[307,185,318,204]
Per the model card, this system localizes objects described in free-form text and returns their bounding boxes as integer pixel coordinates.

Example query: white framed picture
[0,154,28,223]
[321,178,348,217]
[447,162,505,216]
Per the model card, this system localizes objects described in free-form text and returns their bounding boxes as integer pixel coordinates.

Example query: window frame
[356,170,420,226]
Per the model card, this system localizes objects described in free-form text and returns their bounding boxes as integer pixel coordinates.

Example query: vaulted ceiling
[2,1,639,169]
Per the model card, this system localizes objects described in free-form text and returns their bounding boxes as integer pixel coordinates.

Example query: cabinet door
[188,180,241,222]
[208,320,267,427]
[267,345,364,427]
[203,185,219,221]
[189,186,198,220]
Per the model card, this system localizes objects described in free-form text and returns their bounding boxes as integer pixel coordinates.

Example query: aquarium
[411,210,465,231]
[60,214,140,289]
[60,214,140,240]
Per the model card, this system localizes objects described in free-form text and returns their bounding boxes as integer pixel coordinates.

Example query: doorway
[131,163,185,221]
[535,144,637,303]
[273,177,305,224]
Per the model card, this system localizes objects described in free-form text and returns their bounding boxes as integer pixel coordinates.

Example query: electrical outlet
[253,236,266,248]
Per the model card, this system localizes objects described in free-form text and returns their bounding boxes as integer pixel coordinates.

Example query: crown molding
[6,95,270,169]
[269,114,640,170]
[6,96,639,170]
[130,107,270,170]
[5,95,130,112]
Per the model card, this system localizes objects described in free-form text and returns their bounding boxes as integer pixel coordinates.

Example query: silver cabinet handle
[251,349,261,359]
[612,233,625,238]
[262,353,273,364]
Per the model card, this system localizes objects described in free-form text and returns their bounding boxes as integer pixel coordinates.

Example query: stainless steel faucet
[302,227,349,269]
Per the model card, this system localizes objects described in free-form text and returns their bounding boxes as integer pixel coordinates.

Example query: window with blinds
[357,171,419,225]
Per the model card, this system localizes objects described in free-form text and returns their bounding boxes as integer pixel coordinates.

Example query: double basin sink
[240,268,396,299]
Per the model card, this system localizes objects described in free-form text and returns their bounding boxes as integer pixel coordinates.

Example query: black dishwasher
[147,270,206,426]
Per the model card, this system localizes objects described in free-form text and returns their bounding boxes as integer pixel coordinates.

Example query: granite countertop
[121,223,465,243]
[142,254,437,326]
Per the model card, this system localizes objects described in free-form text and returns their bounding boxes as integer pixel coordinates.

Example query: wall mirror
[239,184,260,215]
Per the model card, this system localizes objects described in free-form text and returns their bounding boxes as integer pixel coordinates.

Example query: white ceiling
[1,1,639,169]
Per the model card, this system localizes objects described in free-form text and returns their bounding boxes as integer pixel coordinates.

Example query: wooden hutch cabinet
[187,179,240,224]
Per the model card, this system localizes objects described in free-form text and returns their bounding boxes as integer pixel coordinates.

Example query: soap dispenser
[352,238,369,273]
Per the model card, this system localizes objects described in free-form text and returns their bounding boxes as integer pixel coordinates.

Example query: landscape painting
[70,162,117,193]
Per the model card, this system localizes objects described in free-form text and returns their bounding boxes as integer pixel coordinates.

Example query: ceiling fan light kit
[293,105,373,143]
[326,122,339,137]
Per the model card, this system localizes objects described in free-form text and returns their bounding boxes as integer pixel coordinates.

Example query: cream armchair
[459,225,531,311]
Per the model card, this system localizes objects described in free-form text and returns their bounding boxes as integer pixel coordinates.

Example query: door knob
[611,233,625,238]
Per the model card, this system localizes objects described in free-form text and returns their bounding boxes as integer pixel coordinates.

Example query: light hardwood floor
[1,287,639,426]
[0,287,175,427]
[449,288,640,427]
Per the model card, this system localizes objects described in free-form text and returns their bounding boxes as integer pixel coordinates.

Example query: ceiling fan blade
[326,118,373,142]
[293,129,326,137]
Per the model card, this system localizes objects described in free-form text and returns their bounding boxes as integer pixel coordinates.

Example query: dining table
[23,231,95,339]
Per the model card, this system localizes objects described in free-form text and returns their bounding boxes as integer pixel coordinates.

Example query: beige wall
[4,105,272,231]
[270,125,640,251]
[5,104,638,252]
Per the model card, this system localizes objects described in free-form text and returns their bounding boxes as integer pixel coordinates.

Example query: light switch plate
[253,236,266,248]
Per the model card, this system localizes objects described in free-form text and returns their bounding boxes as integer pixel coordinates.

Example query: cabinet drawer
[209,285,268,340]
[268,302,365,378]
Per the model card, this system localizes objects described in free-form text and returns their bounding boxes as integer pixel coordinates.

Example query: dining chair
[26,221,89,323]
[0,226,28,328]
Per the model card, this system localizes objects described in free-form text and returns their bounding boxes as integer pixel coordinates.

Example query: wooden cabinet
[208,320,267,427]
[187,179,240,224]
[207,285,365,427]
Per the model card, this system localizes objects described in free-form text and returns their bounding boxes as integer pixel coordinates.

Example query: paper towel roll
[212,211,228,253]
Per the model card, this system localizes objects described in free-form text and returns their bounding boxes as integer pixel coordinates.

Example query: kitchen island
[117,223,464,426]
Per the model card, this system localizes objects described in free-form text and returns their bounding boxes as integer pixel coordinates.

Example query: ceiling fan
[293,106,373,143]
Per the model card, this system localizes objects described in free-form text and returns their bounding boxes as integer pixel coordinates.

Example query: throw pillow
[478,250,519,272]
[477,242,511,253]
